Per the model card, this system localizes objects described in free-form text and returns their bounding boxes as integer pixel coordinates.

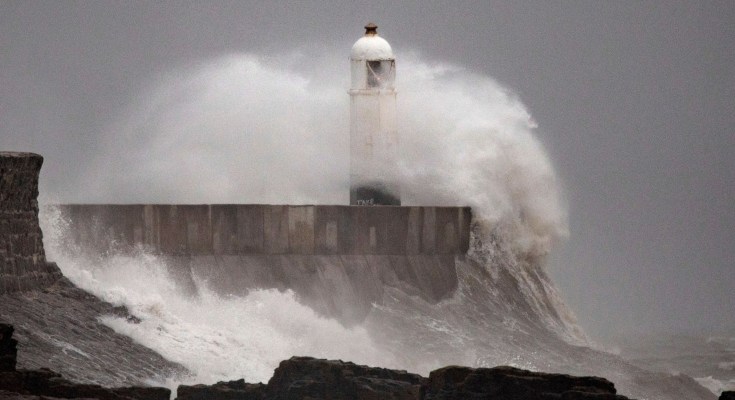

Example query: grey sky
[1,1,733,340]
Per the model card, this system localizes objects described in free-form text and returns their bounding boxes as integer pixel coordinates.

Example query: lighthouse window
[367,61,384,88]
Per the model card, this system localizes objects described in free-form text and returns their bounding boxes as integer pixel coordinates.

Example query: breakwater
[57,205,471,256]
[55,204,472,323]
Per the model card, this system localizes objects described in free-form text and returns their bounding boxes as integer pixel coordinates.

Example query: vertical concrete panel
[316,206,352,254]
[326,222,338,251]
[106,205,122,249]
[347,206,389,254]
[88,205,110,252]
[422,207,436,254]
[386,207,409,255]
[371,207,390,254]
[211,205,237,255]
[143,205,157,251]
[183,205,212,255]
[157,205,173,253]
[99,205,118,249]
[436,207,459,254]
[288,206,314,254]
[264,206,289,254]
[353,207,372,254]
[129,205,146,250]
[236,205,264,254]
[112,205,127,246]
[459,207,472,254]
[406,207,422,255]
[347,207,367,254]
[114,205,146,251]
[159,205,187,255]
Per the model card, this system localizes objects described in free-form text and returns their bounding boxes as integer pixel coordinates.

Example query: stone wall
[0,152,62,295]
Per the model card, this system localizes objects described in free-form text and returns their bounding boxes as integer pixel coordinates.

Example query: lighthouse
[349,23,400,206]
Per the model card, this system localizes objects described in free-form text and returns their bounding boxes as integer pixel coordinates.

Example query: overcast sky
[1,1,733,341]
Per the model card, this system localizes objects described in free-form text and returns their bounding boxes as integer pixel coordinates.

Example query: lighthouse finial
[365,23,377,36]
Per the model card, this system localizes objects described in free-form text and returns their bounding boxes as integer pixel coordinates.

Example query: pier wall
[56,205,471,256]
[55,204,473,324]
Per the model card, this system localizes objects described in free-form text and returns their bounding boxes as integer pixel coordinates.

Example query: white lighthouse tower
[349,23,400,206]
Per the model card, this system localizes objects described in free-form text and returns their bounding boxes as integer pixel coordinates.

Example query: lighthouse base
[350,183,400,206]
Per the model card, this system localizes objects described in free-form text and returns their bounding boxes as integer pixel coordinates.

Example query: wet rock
[0,324,170,400]
[3,285,186,386]
[0,324,17,372]
[421,365,631,400]
[180,358,636,400]
[0,368,170,400]
[109,305,142,324]
[263,356,424,400]
[266,357,425,400]
[720,391,735,400]
[4,320,641,400]
[0,390,94,400]
[177,379,266,400]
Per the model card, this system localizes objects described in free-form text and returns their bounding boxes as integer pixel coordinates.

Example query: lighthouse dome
[350,24,394,60]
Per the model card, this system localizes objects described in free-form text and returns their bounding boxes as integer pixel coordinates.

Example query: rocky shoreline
[2,321,638,399]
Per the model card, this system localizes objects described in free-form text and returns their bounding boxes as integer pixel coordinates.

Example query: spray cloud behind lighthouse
[71,27,566,257]
[36,23,577,388]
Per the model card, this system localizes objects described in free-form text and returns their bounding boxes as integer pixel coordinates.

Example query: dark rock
[109,305,142,324]
[111,387,171,400]
[421,365,631,400]
[2,368,170,400]
[263,356,425,400]
[0,390,95,400]
[177,379,266,400]
[720,391,735,400]
[3,285,185,387]
[3,320,641,400]
[0,324,17,372]
[0,371,25,392]
[0,325,170,400]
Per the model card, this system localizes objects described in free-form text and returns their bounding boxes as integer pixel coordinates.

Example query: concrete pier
[56,205,471,256]
[55,204,473,324]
